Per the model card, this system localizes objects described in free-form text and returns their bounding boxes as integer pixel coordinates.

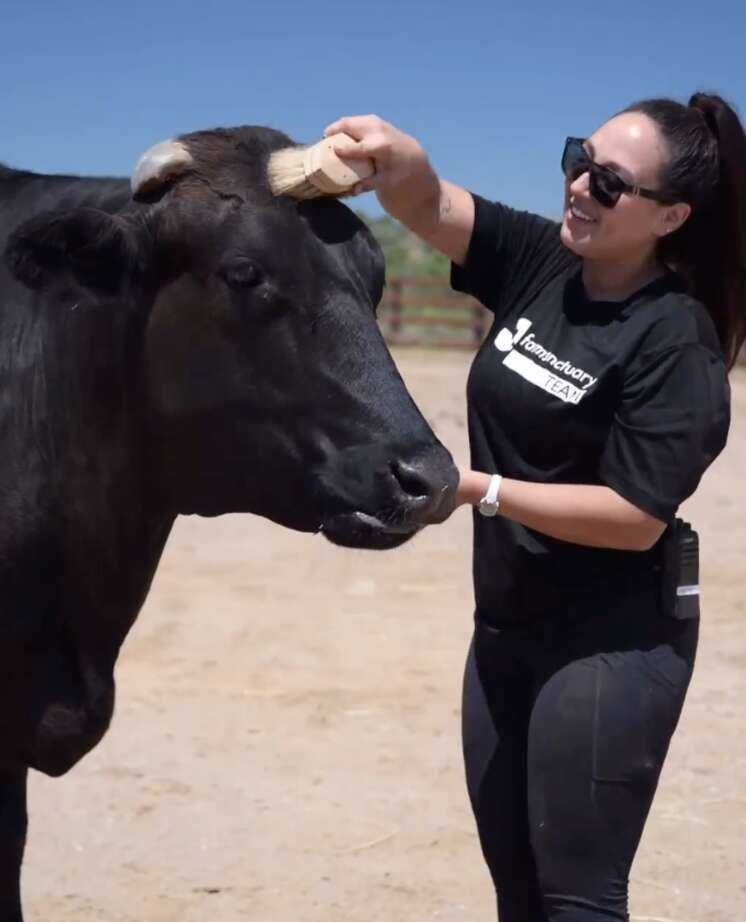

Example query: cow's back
[0,165,132,324]
[0,165,130,236]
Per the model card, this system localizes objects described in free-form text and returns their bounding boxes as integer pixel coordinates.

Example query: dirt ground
[24,349,745,922]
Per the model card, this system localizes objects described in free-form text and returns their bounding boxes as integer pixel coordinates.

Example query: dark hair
[622,93,746,370]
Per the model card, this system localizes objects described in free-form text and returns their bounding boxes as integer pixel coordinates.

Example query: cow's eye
[221,259,263,289]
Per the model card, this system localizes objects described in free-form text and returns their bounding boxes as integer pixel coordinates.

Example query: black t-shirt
[452,194,731,626]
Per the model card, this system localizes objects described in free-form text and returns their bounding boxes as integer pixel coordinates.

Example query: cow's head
[4,127,457,549]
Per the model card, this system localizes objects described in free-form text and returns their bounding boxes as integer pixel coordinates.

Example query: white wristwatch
[478,474,503,517]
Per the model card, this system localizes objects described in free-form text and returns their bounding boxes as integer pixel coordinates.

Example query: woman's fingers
[323,115,432,216]
[343,177,377,198]
[324,117,355,138]
[349,177,377,195]
[332,135,387,162]
[325,115,405,175]
[324,114,382,140]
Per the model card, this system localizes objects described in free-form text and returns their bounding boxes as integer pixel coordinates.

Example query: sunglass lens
[562,138,626,209]
[562,139,587,180]
[591,168,624,208]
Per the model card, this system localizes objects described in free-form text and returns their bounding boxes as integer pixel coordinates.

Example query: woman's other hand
[456,468,492,508]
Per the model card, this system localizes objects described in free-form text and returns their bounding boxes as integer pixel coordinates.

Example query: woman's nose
[569,170,590,197]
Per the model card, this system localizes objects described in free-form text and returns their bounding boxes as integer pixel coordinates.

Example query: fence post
[389,278,403,340]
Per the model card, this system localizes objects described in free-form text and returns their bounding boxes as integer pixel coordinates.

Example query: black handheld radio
[660,518,700,620]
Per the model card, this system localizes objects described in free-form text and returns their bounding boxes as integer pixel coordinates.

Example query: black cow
[0,126,457,920]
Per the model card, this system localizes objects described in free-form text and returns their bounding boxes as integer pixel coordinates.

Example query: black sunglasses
[562,136,675,209]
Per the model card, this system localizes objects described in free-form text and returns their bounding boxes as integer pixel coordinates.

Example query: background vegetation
[356,212,450,279]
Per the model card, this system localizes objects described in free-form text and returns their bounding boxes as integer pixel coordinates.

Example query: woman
[325,94,745,921]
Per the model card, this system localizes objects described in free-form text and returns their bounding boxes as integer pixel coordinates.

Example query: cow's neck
[62,502,176,665]
[0,269,174,667]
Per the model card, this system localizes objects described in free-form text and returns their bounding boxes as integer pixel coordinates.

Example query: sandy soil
[23,349,745,922]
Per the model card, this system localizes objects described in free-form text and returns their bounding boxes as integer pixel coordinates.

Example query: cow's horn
[131,139,194,199]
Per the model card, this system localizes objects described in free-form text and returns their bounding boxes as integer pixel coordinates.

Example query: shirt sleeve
[598,343,731,523]
[450,194,569,316]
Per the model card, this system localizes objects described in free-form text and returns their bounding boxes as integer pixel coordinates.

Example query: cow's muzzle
[318,446,458,550]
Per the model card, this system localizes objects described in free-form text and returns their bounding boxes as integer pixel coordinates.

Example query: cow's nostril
[391,459,434,501]
[388,452,458,526]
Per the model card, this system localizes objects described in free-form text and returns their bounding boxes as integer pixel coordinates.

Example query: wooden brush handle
[303,133,376,194]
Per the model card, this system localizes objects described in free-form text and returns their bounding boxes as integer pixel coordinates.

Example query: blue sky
[3,0,745,219]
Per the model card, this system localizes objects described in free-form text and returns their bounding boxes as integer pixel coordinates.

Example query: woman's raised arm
[324,114,475,266]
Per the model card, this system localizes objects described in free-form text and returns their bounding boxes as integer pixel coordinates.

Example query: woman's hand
[323,114,439,220]
[456,468,492,508]
[323,114,475,266]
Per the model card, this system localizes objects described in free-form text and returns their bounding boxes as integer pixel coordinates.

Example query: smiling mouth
[568,201,597,224]
[320,511,420,550]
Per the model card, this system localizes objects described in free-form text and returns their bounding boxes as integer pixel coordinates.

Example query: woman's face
[560,112,677,263]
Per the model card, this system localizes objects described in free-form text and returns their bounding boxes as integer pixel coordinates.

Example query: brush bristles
[267,146,325,200]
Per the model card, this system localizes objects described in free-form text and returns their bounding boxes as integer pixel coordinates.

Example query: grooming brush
[268,133,376,199]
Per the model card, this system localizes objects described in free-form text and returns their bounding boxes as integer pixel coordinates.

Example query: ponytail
[623,93,746,370]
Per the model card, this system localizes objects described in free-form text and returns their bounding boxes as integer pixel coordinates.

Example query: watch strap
[478,474,503,517]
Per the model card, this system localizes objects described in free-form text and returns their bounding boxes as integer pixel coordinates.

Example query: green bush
[356,211,450,279]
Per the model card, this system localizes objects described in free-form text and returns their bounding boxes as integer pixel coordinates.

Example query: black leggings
[462,584,698,922]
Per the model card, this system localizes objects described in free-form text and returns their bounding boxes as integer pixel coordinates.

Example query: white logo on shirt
[494,318,597,405]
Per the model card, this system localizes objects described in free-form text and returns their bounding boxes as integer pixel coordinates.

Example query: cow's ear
[4,207,140,293]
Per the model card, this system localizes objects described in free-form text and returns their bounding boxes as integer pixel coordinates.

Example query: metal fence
[378,276,491,349]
